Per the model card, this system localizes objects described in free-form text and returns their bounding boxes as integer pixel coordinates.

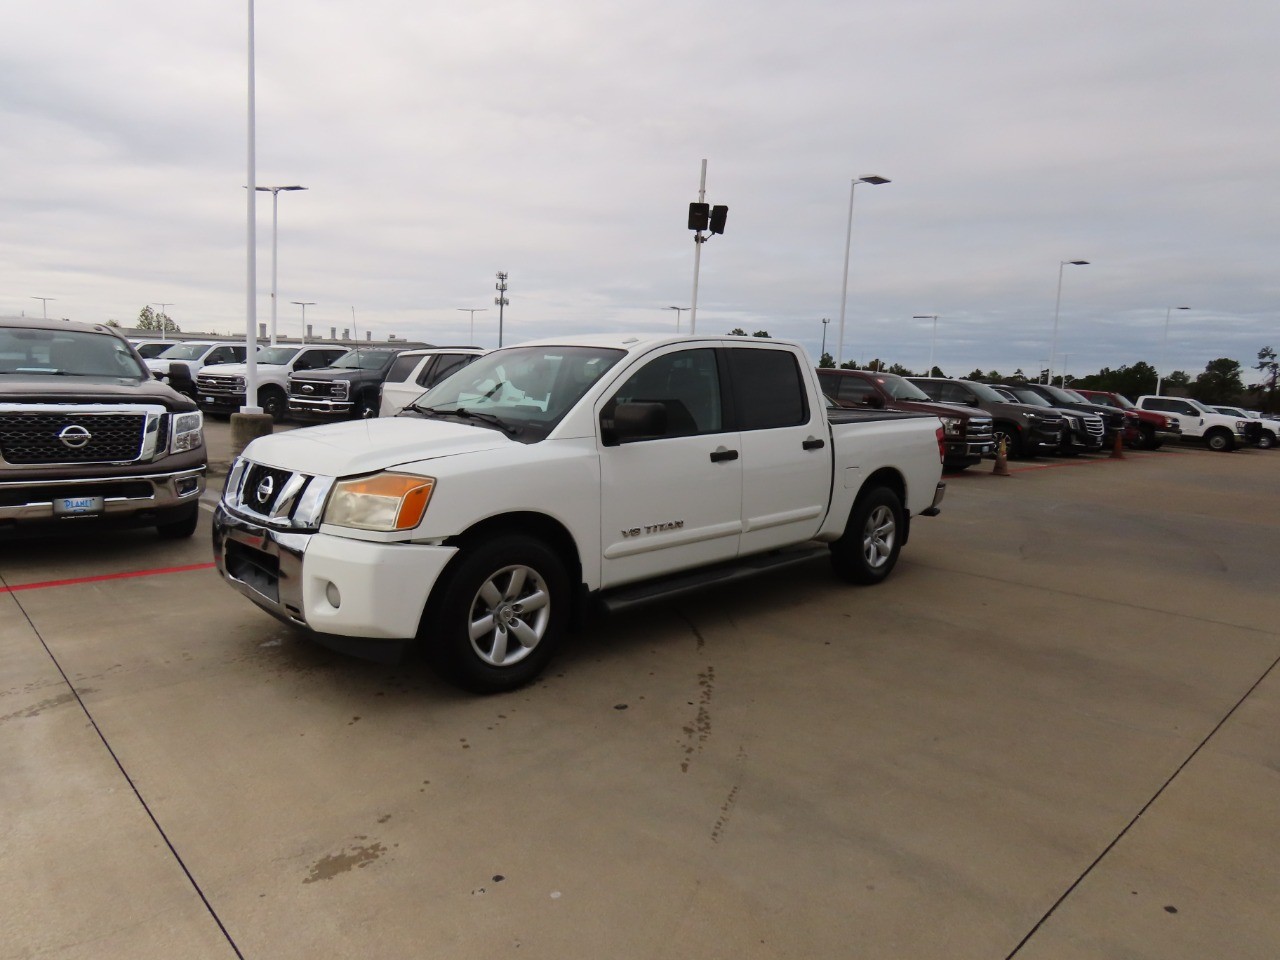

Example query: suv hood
[242,417,511,477]
[0,375,195,411]
[889,398,988,419]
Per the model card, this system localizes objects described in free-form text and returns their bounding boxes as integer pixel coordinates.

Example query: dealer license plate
[204,396,215,403]
[55,496,104,516]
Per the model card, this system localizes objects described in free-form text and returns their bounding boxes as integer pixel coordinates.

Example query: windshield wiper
[408,404,517,436]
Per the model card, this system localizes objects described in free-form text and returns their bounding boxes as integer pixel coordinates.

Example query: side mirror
[605,401,667,445]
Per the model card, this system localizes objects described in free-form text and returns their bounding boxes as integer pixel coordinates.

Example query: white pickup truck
[213,335,946,691]
[1133,395,1252,451]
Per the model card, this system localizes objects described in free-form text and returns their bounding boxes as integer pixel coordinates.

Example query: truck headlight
[234,376,246,391]
[332,380,350,400]
[324,472,435,531]
[939,416,963,438]
[170,411,204,453]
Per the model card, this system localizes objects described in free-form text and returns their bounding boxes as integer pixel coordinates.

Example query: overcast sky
[3,0,1277,381]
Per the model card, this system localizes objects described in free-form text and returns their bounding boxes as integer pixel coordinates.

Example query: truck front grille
[966,417,993,440]
[197,375,241,394]
[223,457,334,530]
[0,412,146,464]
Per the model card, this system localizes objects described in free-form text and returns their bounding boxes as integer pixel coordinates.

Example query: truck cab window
[602,348,722,439]
[729,348,808,430]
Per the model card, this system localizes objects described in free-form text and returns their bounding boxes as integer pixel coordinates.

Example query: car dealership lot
[3,422,1278,959]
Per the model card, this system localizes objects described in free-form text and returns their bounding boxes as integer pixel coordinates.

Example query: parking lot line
[0,561,215,594]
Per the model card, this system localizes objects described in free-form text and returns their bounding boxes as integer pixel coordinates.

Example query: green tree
[839,359,858,370]
[865,358,885,372]
[1165,370,1192,391]
[136,305,179,334]
[751,330,771,338]
[966,368,985,380]
[105,319,121,328]
[818,352,835,369]
[1189,357,1245,405]
[727,327,746,336]
[1256,346,1278,411]
[886,363,914,376]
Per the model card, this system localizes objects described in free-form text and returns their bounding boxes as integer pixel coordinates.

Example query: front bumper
[288,397,352,418]
[0,467,205,524]
[944,439,994,466]
[197,390,246,413]
[212,503,457,657]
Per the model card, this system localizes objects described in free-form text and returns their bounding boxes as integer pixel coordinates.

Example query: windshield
[0,328,146,379]
[330,349,400,370]
[133,342,171,359]
[1003,386,1053,407]
[1062,389,1092,403]
[257,346,302,365]
[876,374,932,401]
[408,345,625,440]
[156,342,214,361]
[961,380,1008,403]
[1039,384,1078,404]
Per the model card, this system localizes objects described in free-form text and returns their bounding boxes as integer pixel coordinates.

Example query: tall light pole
[665,305,689,332]
[1048,259,1089,385]
[835,175,890,367]
[242,0,261,416]
[291,301,315,344]
[914,314,939,375]
[456,308,487,343]
[1157,306,1190,396]
[31,297,55,319]
[152,302,174,341]
[820,317,831,360]
[494,273,509,347]
[255,185,307,346]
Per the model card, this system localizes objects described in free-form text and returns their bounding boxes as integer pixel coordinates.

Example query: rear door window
[728,348,808,430]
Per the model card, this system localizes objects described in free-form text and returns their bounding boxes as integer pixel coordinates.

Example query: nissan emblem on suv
[58,424,92,449]
[255,475,275,507]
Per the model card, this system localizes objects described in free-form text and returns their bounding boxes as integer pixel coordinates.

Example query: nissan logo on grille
[58,424,93,449]
[255,475,275,506]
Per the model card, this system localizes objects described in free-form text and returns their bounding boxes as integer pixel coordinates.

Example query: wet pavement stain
[679,666,715,773]
[302,839,387,884]
[0,689,93,724]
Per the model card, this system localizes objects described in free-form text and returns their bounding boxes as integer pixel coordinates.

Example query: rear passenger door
[729,345,831,556]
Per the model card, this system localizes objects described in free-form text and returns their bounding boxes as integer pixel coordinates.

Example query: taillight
[936,425,946,463]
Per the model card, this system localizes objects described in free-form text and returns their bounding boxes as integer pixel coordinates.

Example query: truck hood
[242,416,512,476]
[196,362,284,378]
[0,375,196,411]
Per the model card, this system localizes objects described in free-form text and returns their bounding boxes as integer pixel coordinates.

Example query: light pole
[494,273,509,347]
[820,317,831,360]
[1048,260,1089,385]
[291,301,315,344]
[152,302,174,340]
[255,185,307,346]
[31,297,55,319]
[456,308,487,343]
[665,305,689,332]
[835,175,890,367]
[914,314,939,375]
[242,0,261,417]
[1156,306,1190,396]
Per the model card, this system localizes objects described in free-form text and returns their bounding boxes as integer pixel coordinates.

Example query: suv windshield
[1002,386,1054,407]
[1039,384,1079,404]
[257,346,302,365]
[0,328,146,379]
[330,350,400,370]
[156,343,215,361]
[961,381,1009,403]
[875,374,932,401]
[409,345,625,441]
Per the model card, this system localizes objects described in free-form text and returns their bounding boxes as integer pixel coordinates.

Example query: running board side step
[596,544,828,616]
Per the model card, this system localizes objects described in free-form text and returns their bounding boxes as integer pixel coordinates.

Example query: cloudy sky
[3,0,1277,381]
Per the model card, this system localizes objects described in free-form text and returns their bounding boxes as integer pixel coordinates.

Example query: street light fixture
[457,307,487,343]
[1047,260,1089,385]
[1156,306,1190,396]
[152,302,174,341]
[291,301,315,344]
[835,175,890,367]
[665,305,689,332]
[914,315,939,375]
[494,273,509,347]
[31,297,55,319]
[255,185,308,346]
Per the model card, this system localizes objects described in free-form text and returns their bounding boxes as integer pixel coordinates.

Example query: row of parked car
[814,368,1278,471]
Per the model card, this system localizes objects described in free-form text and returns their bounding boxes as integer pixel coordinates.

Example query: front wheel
[427,535,569,693]
[1258,431,1275,450]
[354,394,379,419]
[830,487,904,585]
[258,386,287,421]
[1206,429,1234,452]
[993,423,1024,459]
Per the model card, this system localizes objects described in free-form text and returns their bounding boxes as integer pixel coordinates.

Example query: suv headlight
[1063,415,1079,429]
[939,416,963,438]
[324,472,435,531]
[170,411,203,453]
[1024,412,1040,421]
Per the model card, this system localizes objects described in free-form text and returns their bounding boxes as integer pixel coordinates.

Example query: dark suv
[0,317,206,538]
[817,368,994,470]
[287,346,412,421]
[907,377,1063,459]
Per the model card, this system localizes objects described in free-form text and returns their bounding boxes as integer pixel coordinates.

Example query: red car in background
[1074,389,1182,449]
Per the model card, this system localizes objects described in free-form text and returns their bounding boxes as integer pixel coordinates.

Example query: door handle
[709,447,739,463]
[802,437,825,450]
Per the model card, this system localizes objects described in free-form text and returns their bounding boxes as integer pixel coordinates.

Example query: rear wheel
[354,393,379,419]
[258,386,287,421]
[830,487,904,585]
[427,535,569,693]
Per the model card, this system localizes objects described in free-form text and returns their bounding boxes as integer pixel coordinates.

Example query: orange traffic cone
[1110,428,1125,460]
[993,437,1011,476]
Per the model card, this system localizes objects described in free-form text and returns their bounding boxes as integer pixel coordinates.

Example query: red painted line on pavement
[0,561,216,595]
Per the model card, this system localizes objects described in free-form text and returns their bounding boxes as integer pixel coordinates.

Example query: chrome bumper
[0,467,205,522]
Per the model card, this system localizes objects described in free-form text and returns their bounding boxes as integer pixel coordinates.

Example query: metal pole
[152,302,173,341]
[1048,262,1065,385]
[689,159,707,335]
[243,0,260,414]
[269,189,279,346]
[1157,306,1189,396]
[930,316,937,375]
[820,318,829,358]
[835,179,856,367]
[292,301,314,345]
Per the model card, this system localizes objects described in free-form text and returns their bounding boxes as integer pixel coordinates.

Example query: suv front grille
[1082,415,1105,440]
[0,412,146,464]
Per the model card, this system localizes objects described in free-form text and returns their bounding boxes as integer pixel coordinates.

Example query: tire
[830,486,904,585]
[156,505,199,539]
[1258,431,1276,450]
[259,386,287,421]
[1205,428,1234,452]
[428,535,569,693]
[993,423,1024,459]
[354,393,379,419]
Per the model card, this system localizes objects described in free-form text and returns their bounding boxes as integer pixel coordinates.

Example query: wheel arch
[443,511,585,600]
[850,467,909,545]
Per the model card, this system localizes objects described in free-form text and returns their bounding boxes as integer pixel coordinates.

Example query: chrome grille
[0,412,146,464]
[223,457,333,530]
[966,416,994,440]
[290,378,346,399]
[197,374,241,393]
[1082,414,1104,440]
